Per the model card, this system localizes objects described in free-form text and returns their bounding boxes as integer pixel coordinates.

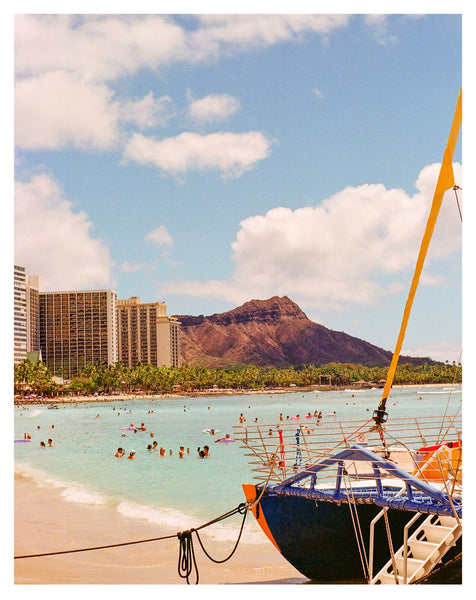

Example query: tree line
[14,359,462,398]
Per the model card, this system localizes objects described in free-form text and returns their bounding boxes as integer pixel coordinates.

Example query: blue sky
[12,11,464,363]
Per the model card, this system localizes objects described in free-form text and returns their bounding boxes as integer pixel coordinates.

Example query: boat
[235,89,462,584]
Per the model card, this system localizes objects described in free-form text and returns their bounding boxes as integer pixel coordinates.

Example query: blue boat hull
[252,490,460,583]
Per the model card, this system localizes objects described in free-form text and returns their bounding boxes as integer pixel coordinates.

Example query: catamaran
[236,89,462,584]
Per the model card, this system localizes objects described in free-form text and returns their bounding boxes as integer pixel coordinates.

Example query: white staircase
[371,514,461,584]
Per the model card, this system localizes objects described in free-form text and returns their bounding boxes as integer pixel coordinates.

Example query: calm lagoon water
[14,386,461,543]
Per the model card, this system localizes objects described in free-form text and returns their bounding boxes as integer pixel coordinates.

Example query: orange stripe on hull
[242,483,281,553]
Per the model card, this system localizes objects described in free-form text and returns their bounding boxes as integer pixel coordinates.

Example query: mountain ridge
[173,296,433,369]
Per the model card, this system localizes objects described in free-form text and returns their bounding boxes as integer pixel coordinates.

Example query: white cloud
[15,14,351,81]
[15,72,120,151]
[119,93,174,130]
[14,15,188,81]
[363,14,397,45]
[158,163,462,310]
[123,131,273,179]
[14,173,114,290]
[14,15,351,153]
[145,226,174,248]
[313,87,324,99]
[188,93,240,124]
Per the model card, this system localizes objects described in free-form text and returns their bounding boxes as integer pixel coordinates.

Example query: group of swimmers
[114,443,210,459]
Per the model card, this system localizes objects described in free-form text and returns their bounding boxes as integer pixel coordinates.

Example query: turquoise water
[14,386,462,543]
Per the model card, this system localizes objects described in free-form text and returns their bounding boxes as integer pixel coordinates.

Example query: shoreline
[13,472,306,585]
[14,382,459,406]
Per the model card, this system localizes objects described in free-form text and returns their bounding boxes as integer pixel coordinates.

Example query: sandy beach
[13,473,306,586]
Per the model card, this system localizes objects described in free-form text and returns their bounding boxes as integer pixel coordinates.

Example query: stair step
[404,540,439,561]
[373,573,404,585]
[395,557,425,577]
[419,524,453,544]
[438,516,458,527]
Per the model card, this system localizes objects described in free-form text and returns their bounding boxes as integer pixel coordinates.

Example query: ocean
[14,386,462,546]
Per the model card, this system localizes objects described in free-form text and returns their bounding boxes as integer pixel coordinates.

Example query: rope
[177,503,248,584]
[342,474,370,581]
[13,532,177,559]
[15,502,250,586]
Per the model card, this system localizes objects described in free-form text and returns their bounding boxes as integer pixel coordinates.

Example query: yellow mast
[374,88,462,426]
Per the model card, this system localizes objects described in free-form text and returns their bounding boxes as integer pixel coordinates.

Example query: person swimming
[115,447,124,457]
[127,450,136,460]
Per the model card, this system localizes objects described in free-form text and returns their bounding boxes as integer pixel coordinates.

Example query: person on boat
[127,450,136,460]
[115,447,124,457]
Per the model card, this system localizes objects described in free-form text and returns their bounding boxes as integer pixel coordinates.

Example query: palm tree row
[14,359,462,398]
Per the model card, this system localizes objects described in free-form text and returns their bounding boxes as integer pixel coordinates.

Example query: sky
[11,8,465,363]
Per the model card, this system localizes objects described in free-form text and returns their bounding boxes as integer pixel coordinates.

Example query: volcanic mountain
[174,296,430,368]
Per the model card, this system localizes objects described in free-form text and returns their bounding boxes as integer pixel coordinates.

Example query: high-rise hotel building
[14,265,40,364]
[15,266,181,376]
[39,289,118,378]
[117,297,181,368]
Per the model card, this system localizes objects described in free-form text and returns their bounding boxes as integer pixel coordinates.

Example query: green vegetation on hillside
[14,360,462,397]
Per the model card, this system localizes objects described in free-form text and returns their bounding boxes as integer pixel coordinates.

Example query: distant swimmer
[159,447,166,456]
[48,438,53,447]
[40,441,45,448]
[179,446,185,458]
[137,423,146,431]
[204,445,209,457]
[127,450,136,460]
[115,447,125,458]
[215,433,235,443]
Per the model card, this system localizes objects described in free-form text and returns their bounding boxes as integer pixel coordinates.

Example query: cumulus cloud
[118,93,175,130]
[14,15,188,81]
[158,163,461,311]
[15,72,120,151]
[145,226,175,248]
[123,131,273,179]
[14,174,114,290]
[188,93,240,124]
[14,14,351,154]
